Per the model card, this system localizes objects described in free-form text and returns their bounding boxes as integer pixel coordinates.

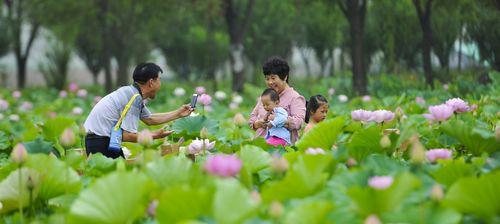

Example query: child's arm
[269,108,288,128]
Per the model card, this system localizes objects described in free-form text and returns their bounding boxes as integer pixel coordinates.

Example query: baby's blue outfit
[265,107,291,145]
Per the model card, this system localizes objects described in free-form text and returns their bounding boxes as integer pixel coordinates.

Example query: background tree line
[0,0,498,94]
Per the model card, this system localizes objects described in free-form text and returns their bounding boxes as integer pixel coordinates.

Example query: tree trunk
[16,57,27,89]
[229,43,245,92]
[413,0,434,88]
[458,23,463,71]
[223,0,255,93]
[116,56,129,87]
[338,0,368,95]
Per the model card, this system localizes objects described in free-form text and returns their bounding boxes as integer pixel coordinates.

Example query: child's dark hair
[261,88,280,102]
[305,95,328,123]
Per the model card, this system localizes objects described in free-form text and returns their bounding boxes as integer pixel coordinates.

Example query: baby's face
[261,95,278,112]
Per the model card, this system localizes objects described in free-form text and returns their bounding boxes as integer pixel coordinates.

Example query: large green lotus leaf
[441,119,499,155]
[428,157,476,187]
[156,185,213,224]
[363,154,408,175]
[26,154,81,200]
[237,145,271,174]
[284,200,334,224]
[262,154,332,202]
[383,203,461,224]
[347,125,386,162]
[85,153,117,177]
[40,117,75,142]
[347,172,421,216]
[295,116,345,151]
[23,137,56,155]
[0,131,11,150]
[145,156,193,189]
[444,171,500,220]
[0,168,33,214]
[212,179,258,224]
[172,115,218,136]
[68,172,151,224]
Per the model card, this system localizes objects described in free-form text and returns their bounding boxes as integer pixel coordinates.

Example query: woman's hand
[177,104,194,118]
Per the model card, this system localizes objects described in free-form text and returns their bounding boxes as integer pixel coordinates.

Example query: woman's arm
[286,96,306,130]
[249,99,265,130]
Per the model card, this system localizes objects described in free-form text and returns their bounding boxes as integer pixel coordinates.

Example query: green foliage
[445,171,500,221]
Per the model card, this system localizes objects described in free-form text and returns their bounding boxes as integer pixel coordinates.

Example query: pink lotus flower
[187,138,215,155]
[351,109,373,122]
[214,91,227,100]
[72,107,83,115]
[195,86,205,94]
[370,110,395,123]
[11,143,28,164]
[59,90,68,98]
[204,154,242,178]
[49,112,57,118]
[137,129,154,146]
[233,113,246,127]
[173,87,186,97]
[426,149,452,163]
[60,128,76,147]
[338,95,348,103]
[9,114,20,121]
[305,147,325,155]
[362,95,371,102]
[12,91,21,99]
[229,102,239,110]
[470,104,478,111]
[415,96,426,105]
[364,214,382,224]
[147,200,159,216]
[0,99,9,111]
[368,176,393,190]
[423,104,454,121]
[445,98,469,113]
[19,101,33,111]
[69,83,79,92]
[328,88,335,96]
[198,94,212,106]
[77,89,88,98]
[232,95,243,104]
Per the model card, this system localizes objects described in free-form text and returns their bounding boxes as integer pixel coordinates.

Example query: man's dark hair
[262,56,290,83]
[261,88,280,102]
[133,62,163,84]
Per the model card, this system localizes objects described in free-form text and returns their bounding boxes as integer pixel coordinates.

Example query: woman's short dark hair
[263,56,289,83]
[305,95,328,123]
[133,62,163,84]
[261,88,280,102]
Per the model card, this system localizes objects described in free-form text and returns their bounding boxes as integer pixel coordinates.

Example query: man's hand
[177,104,194,118]
[253,119,267,129]
[152,129,174,139]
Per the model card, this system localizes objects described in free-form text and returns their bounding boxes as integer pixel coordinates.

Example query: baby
[261,88,291,147]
